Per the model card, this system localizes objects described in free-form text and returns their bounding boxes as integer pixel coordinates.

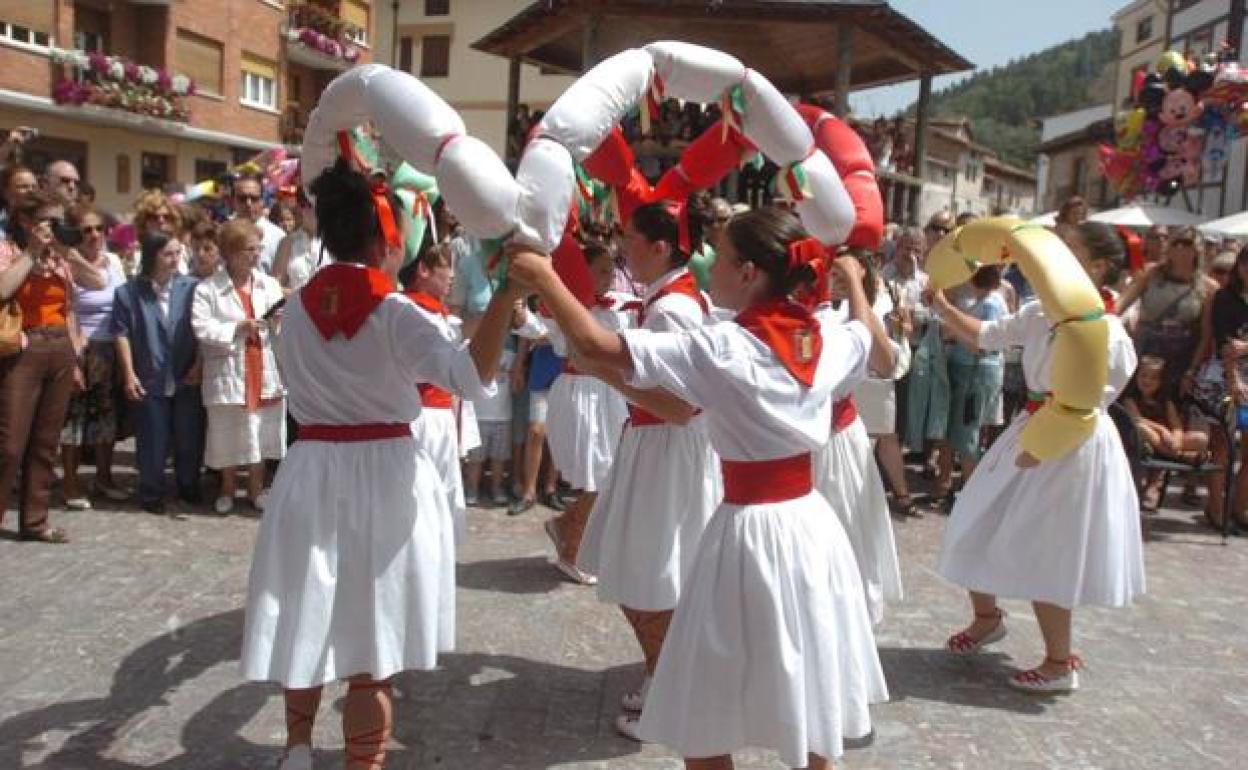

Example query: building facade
[1035,104,1116,214]
[1112,0,1169,111]
[0,1,374,213]
[902,118,1036,223]
[1164,0,1248,217]
[375,0,575,159]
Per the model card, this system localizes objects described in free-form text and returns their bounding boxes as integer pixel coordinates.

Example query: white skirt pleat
[814,418,903,624]
[241,437,456,689]
[545,373,629,492]
[937,411,1145,608]
[577,418,721,611]
[637,492,888,765]
[412,407,466,545]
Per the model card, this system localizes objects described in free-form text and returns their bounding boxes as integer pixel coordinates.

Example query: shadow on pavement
[456,555,568,594]
[877,646,1050,715]
[0,609,643,769]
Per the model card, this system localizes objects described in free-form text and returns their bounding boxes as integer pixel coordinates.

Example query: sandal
[19,527,69,544]
[893,495,920,518]
[1008,655,1083,693]
[946,609,1007,654]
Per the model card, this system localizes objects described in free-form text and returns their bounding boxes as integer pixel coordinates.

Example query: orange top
[17,273,68,329]
[236,284,264,411]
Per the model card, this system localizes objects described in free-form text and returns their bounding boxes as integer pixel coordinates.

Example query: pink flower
[124,61,139,82]
[87,51,108,74]
[157,69,172,91]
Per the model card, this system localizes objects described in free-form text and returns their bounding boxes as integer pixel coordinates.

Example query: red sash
[418,383,454,409]
[298,423,411,442]
[735,299,823,387]
[301,263,394,340]
[628,404,666,427]
[833,396,858,432]
[721,453,813,505]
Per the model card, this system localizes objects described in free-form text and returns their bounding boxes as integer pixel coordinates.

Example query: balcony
[50,48,194,123]
[284,2,363,71]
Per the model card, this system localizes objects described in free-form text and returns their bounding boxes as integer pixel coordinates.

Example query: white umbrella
[1029,211,1057,226]
[1087,203,1206,227]
[1199,210,1248,238]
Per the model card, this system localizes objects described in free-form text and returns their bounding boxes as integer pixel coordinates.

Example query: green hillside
[911,27,1120,168]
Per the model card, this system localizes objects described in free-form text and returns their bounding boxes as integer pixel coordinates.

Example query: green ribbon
[482,236,509,290]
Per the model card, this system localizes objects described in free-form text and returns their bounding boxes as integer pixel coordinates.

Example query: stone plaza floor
[1,472,1246,769]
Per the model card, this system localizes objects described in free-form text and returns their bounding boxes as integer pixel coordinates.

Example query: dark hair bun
[309,157,380,264]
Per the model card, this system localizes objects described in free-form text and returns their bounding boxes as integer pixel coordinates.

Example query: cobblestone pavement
[1,466,1246,769]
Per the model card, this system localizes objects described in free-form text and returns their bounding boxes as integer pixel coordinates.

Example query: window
[195,159,227,184]
[1136,16,1153,45]
[1,6,53,48]
[425,0,450,16]
[1072,156,1087,196]
[420,34,450,77]
[342,0,370,46]
[399,36,413,73]
[141,152,173,191]
[1187,28,1214,59]
[74,6,111,53]
[116,154,131,195]
[176,30,223,96]
[240,53,278,110]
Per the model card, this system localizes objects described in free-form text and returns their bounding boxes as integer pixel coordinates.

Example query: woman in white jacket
[192,218,286,514]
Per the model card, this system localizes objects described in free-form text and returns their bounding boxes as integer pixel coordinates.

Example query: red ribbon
[370,180,402,250]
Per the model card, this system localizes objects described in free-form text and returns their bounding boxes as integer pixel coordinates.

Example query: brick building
[0,1,374,213]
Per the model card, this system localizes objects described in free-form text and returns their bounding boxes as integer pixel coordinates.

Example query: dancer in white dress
[813,259,903,625]
[509,206,895,769]
[573,203,722,740]
[240,159,520,770]
[930,221,1143,694]
[402,243,471,545]
[542,241,637,584]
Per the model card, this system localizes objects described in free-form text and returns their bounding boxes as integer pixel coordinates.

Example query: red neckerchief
[1099,288,1117,315]
[641,270,707,324]
[735,298,823,387]
[300,263,394,341]
[405,290,448,317]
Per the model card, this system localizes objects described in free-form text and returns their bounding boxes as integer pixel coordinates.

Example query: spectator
[268,199,299,236]
[188,221,221,279]
[705,196,734,252]
[192,218,285,514]
[509,332,563,515]
[231,174,285,273]
[1123,356,1208,510]
[1119,225,1216,394]
[270,193,321,293]
[0,164,37,240]
[1143,225,1168,266]
[463,342,515,507]
[79,180,97,208]
[903,221,949,479]
[59,205,128,510]
[42,160,81,204]
[108,223,139,277]
[1056,195,1088,226]
[1207,250,1236,288]
[937,265,1007,504]
[0,191,85,543]
[924,210,955,252]
[1188,245,1248,530]
[113,232,203,515]
[133,190,187,273]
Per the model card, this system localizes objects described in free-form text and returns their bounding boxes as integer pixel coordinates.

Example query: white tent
[1199,210,1248,238]
[1087,203,1206,228]
[1029,211,1057,226]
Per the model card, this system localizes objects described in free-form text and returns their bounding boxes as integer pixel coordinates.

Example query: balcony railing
[50,48,195,123]
[284,2,362,67]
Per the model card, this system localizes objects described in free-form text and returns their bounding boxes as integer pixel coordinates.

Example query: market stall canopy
[1088,204,1206,228]
[1200,210,1248,238]
[472,0,973,94]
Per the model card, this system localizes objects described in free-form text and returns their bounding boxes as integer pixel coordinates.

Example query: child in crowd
[464,342,515,507]
[1122,355,1208,509]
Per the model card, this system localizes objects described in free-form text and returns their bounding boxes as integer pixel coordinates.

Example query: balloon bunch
[1101,45,1248,199]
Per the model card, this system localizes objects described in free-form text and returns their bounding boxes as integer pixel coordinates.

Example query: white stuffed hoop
[302,42,855,254]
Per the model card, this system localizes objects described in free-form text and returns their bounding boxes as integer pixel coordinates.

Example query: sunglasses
[1172,238,1195,247]
[235,193,262,203]
[81,224,106,234]
[927,225,950,235]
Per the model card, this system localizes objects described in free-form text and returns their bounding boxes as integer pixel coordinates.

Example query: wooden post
[505,57,521,165]
[834,24,854,118]
[910,72,933,225]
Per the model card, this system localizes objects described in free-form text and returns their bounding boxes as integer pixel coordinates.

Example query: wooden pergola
[472,0,972,223]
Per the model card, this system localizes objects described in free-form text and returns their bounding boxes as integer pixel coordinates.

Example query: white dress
[577,269,722,611]
[625,311,887,765]
[410,308,470,544]
[937,301,1145,609]
[241,270,493,689]
[544,292,636,492]
[814,300,904,625]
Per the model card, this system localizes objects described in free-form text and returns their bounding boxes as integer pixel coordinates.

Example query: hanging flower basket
[50,47,195,122]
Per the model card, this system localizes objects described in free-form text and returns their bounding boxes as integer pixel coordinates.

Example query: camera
[52,220,83,248]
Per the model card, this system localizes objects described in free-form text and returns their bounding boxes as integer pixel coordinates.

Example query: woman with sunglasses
[133,190,188,274]
[0,191,106,543]
[59,205,129,510]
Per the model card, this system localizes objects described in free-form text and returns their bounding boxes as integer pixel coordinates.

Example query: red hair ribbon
[663,200,692,256]
[1115,225,1144,274]
[370,179,402,250]
[786,237,828,272]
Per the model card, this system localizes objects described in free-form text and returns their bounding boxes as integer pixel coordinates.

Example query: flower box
[50,48,194,122]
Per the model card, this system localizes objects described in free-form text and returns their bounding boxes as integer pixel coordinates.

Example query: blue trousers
[134,385,205,505]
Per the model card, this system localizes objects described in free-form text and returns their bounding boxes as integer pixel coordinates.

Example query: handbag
[0,298,22,358]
